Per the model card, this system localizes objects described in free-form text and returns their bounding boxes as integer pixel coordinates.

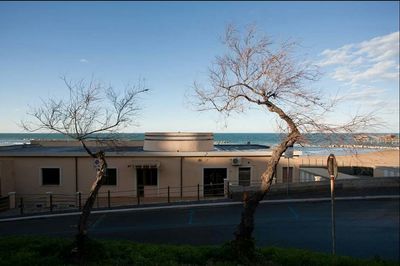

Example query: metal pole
[49,194,53,212]
[331,174,336,255]
[197,184,200,201]
[20,197,24,215]
[78,192,82,211]
[107,190,111,209]
[286,157,290,197]
[180,157,183,199]
[167,186,170,203]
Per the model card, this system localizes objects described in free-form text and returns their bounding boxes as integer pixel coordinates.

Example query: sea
[0,133,397,156]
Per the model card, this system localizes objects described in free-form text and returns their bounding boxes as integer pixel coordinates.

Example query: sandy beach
[298,149,400,168]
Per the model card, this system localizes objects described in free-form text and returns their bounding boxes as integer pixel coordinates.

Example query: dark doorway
[203,168,227,197]
[239,167,251,186]
[282,167,293,183]
[136,167,158,197]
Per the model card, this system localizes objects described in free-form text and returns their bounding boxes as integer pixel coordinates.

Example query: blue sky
[0,1,398,133]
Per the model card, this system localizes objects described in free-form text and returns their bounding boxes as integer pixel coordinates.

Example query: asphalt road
[0,198,398,261]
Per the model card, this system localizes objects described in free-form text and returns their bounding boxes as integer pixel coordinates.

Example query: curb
[0,195,398,223]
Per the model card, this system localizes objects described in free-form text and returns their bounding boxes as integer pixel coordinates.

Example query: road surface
[0,198,398,261]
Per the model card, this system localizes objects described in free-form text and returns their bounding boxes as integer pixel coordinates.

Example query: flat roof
[214,144,269,151]
[0,143,272,157]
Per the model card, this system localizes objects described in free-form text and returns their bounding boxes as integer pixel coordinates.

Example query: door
[238,167,251,186]
[136,167,158,197]
[282,167,293,183]
[136,168,144,197]
[203,168,227,197]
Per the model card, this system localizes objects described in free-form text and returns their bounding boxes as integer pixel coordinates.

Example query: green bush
[260,247,396,266]
[0,236,68,266]
[0,236,397,266]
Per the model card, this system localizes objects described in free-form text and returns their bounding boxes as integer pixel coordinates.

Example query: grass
[0,236,397,266]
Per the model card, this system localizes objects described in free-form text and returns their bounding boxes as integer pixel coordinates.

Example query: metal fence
[0,196,9,212]
[6,182,228,215]
[228,176,399,201]
[3,175,398,216]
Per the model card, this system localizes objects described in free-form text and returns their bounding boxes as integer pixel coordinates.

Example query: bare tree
[23,76,148,255]
[193,25,377,254]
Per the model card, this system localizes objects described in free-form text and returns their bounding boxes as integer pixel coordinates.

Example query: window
[103,168,117,186]
[282,167,293,183]
[137,167,158,186]
[42,168,60,185]
[239,167,251,186]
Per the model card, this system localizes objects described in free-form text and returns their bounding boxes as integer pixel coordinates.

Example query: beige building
[0,132,398,202]
[0,133,276,200]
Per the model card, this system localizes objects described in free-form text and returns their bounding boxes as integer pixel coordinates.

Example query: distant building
[379,134,400,144]
[354,134,400,145]
[353,134,370,143]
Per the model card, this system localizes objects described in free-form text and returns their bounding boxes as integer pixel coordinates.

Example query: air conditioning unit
[231,157,242,166]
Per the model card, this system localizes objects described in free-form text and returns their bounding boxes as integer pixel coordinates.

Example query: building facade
[0,132,398,201]
[0,133,278,199]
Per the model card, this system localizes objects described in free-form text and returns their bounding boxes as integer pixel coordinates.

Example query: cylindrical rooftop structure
[143,132,214,152]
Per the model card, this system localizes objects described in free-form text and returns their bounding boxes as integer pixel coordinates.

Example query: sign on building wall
[284,145,294,158]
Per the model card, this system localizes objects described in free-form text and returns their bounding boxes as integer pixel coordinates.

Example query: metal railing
[228,176,399,200]
[8,182,228,215]
[0,196,9,212]
[5,174,398,216]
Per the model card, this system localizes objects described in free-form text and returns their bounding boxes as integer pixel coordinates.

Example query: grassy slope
[0,236,397,266]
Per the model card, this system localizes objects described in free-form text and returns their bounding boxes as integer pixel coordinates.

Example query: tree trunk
[234,179,270,243]
[233,129,300,249]
[75,151,107,254]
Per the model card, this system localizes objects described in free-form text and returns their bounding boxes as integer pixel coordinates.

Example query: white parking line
[91,214,106,229]
[188,210,195,225]
[0,195,398,223]
[287,206,299,220]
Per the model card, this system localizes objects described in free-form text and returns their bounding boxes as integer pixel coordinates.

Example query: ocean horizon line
[1,132,398,155]
[0,132,398,135]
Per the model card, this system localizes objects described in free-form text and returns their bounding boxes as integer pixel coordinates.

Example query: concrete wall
[143,132,214,152]
[0,160,15,196]
[77,157,136,197]
[12,157,76,195]
[230,176,400,200]
[77,157,183,197]
[1,150,398,198]
[276,151,400,182]
[182,156,271,196]
[0,155,272,198]
[374,167,400,177]
[276,157,303,183]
